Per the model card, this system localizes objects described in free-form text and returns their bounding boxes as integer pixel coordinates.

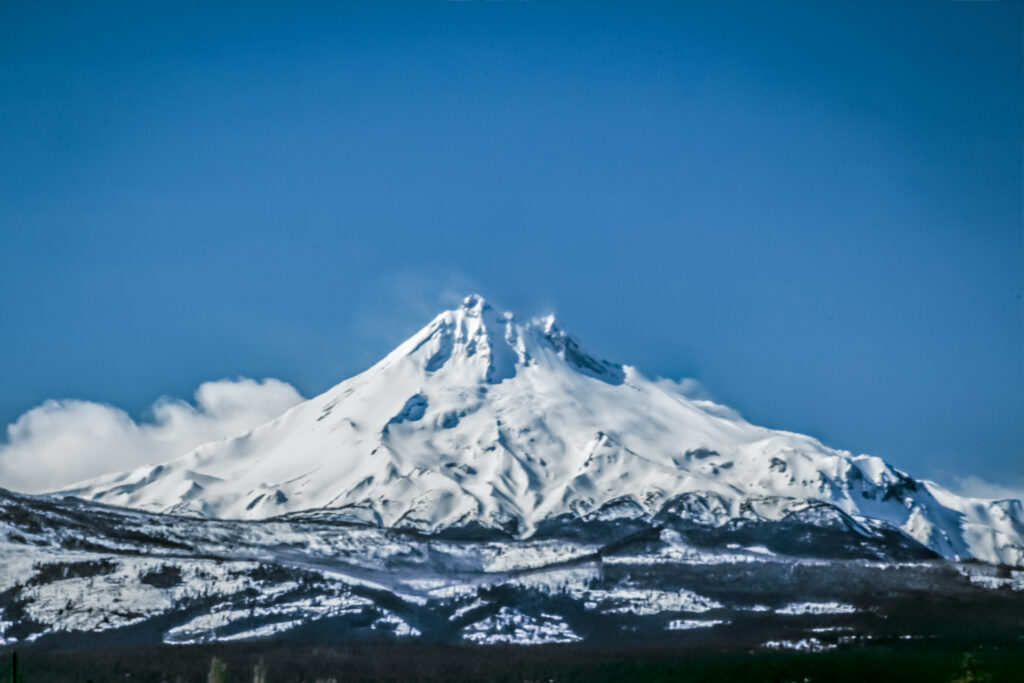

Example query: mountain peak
[423,296,622,385]
[454,293,516,324]
[459,293,490,314]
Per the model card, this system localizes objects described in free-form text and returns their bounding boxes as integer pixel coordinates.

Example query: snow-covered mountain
[57,295,1024,565]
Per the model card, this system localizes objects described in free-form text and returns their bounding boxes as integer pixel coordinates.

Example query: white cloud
[950,475,1024,503]
[354,271,482,340]
[653,377,713,401]
[653,377,744,421]
[0,378,304,494]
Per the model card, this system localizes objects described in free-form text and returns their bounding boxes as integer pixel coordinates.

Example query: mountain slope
[57,295,1024,565]
[4,485,1022,651]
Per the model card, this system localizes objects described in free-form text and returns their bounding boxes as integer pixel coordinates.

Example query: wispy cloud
[351,269,483,350]
[652,377,743,421]
[0,378,304,494]
[949,475,1024,503]
[653,377,713,401]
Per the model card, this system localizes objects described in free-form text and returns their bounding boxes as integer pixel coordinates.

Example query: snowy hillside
[2,487,1021,649]
[57,295,1024,565]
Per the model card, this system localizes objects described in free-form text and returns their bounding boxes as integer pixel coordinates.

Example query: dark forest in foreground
[3,634,1024,683]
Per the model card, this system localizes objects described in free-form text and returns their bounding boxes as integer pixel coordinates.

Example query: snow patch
[666,619,726,630]
[763,637,834,652]
[776,602,857,615]
[462,607,580,645]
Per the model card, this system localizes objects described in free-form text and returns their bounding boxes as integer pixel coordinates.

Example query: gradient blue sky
[1,1,1021,490]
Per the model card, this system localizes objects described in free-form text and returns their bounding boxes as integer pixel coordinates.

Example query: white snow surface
[763,637,834,653]
[776,602,858,616]
[666,619,726,631]
[461,607,580,645]
[55,295,1024,565]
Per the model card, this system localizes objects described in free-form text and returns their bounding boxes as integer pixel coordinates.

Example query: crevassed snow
[54,295,1024,565]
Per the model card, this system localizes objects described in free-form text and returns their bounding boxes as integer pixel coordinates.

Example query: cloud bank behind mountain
[0,378,304,493]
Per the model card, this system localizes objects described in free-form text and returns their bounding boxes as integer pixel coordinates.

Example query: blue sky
[0,1,1021,491]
